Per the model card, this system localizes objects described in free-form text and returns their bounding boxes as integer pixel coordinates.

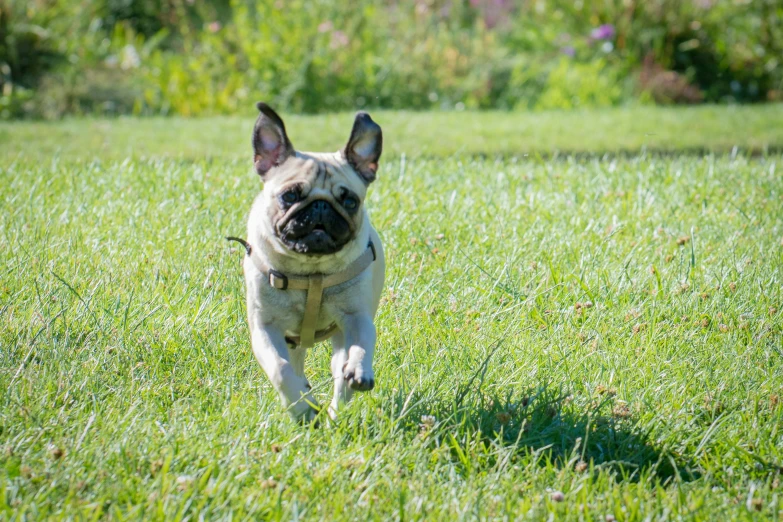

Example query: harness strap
[255,244,376,291]
[284,324,339,348]
[227,237,376,349]
[299,274,323,348]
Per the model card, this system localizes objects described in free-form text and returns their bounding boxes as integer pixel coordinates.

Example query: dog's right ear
[252,102,294,178]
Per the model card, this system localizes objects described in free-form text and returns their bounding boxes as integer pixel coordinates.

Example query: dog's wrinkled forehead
[263,152,368,199]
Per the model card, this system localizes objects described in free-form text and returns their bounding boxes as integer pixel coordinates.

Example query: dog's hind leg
[328,330,354,420]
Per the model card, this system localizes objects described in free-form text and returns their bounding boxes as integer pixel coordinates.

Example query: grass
[2,104,783,161]
[1,105,783,520]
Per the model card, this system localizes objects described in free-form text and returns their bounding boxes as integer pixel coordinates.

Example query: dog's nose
[311,200,330,219]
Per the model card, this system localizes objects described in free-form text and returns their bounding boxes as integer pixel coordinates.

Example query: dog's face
[251,103,382,256]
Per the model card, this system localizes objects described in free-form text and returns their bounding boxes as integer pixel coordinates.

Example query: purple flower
[590,24,615,40]
[561,46,576,57]
[330,30,349,49]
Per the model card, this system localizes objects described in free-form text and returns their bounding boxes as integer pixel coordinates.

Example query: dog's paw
[292,407,320,426]
[348,375,375,391]
[288,399,320,425]
[343,362,375,391]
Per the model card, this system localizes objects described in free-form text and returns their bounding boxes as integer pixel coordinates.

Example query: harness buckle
[268,269,289,290]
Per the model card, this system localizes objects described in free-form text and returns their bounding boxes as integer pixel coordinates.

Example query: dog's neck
[253,215,371,276]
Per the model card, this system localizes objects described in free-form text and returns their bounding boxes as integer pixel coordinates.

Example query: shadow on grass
[468,144,783,161]
[373,351,700,484]
[394,386,699,484]
[376,384,702,485]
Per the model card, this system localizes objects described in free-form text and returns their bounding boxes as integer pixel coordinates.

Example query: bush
[0,0,62,117]
[1,0,781,118]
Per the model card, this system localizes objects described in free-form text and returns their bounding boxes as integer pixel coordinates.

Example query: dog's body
[240,104,385,421]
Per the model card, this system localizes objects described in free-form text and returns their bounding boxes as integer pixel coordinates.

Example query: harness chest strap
[299,274,323,348]
[227,237,376,348]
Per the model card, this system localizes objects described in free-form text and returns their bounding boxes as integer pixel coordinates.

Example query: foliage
[0,0,60,117]
[1,0,782,118]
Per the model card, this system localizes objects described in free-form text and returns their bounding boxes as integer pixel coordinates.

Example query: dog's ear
[344,112,382,184]
[252,102,294,177]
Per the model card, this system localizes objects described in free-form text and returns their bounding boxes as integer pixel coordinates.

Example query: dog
[236,103,385,422]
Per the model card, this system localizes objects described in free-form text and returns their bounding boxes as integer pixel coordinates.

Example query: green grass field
[2,106,783,520]
[3,104,783,160]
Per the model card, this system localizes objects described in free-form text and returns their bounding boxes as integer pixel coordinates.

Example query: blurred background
[1,0,781,120]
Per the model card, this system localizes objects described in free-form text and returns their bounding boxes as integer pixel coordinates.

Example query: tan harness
[228,237,376,349]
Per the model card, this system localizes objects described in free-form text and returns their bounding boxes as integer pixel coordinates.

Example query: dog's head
[252,103,382,256]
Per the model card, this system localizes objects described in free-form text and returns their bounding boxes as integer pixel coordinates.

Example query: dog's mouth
[278,200,353,255]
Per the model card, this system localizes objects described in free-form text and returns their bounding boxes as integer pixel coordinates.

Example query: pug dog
[239,103,385,422]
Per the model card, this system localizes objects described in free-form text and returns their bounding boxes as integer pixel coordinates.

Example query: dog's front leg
[249,323,318,422]
[328,315,375,420]
[340,313,376,392]
[328,330,352,420]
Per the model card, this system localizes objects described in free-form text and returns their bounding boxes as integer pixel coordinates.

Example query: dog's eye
[343,196,358,211]
[281,191,299,204]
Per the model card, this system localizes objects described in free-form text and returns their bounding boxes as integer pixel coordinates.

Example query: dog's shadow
[365,382,699,484]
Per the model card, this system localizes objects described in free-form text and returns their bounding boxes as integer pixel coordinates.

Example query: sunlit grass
[1,111,783,520]
[2,104,783,161]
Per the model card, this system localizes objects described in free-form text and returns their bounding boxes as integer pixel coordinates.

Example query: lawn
[3,104,783,161]
[2,106,783,520]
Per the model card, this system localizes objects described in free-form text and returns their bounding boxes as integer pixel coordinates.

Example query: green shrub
[2,0,781,118]
[0,0,62,117]
[138,0,507,114]
[534,58,625,110]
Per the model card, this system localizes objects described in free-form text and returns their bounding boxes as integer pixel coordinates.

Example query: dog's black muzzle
[278,199,353,255]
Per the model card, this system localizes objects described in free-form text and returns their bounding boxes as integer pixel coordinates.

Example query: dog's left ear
[344,112,382,184]
[253,102,295,178]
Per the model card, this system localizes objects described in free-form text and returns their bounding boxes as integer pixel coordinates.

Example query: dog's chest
[257,278,362,338]
[271,289,333,335]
